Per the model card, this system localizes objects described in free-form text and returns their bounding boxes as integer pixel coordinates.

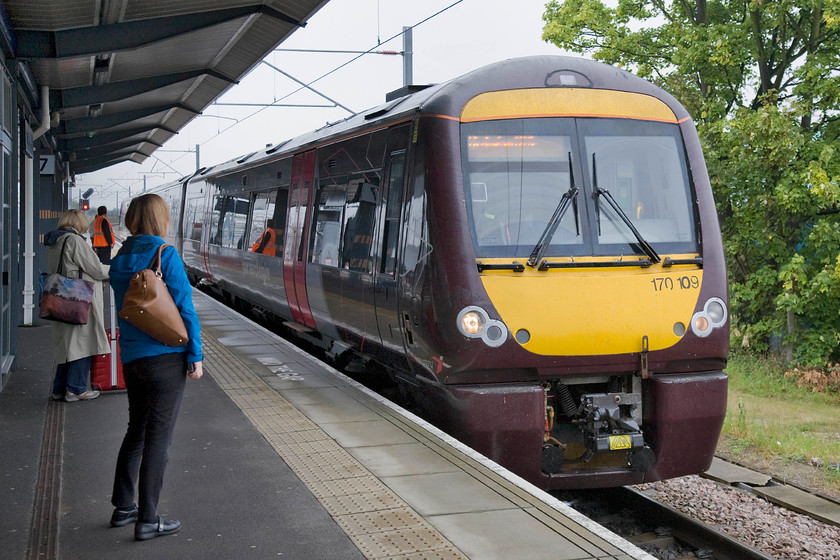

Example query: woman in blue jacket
[108,193,203,541]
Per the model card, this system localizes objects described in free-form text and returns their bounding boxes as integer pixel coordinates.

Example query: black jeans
[112,352,187,523]
[94,245,112,264]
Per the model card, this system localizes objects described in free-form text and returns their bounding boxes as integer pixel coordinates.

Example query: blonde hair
[58,209,89,234]
[124,193,171,236]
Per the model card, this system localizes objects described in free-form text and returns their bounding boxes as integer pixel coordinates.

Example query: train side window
[247,190,278,255]
[164,187,182,238]
[341,178,378,273]
[401,176,427,274]
[272,187,289,256]
[311,179,345,267]
[380,151,406,276]
[185,199,202,240]
[317,129,388,177]
[212,195,251,248]
[183,182,206,241]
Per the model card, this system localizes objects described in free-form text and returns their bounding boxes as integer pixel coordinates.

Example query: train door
[0,143,11,381]
[374,126,410,357]
[283,151,316,328]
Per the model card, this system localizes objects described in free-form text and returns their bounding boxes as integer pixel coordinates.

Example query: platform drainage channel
[202,335,468,560]
[26,399,63,560]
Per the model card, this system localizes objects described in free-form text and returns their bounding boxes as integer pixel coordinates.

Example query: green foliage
[721,354,840,485]
[543,0,840,366]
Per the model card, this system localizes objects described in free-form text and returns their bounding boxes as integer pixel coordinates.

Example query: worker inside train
[251,219,278,256]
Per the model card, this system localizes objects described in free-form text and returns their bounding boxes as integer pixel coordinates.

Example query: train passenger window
[272,187,288,254]
[183,185,206,241]
[401,178,428,275]
[317,129,388,178]
[310,174,379,272]
[247,191,278,255]
[341,180,378,272]
[311,180,345,267]
[163,187,182,238]
[212,195,251,249]
[380,152,406,276]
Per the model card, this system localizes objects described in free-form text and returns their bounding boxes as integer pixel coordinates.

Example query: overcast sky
[76,0,571,207]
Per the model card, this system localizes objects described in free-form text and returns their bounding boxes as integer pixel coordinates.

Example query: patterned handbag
[39,236,94,325]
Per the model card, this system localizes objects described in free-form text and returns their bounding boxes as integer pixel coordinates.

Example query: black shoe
[110,505,139,527]
[135,516,181,541]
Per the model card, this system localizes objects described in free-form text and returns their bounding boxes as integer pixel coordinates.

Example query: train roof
[162,55,690,187]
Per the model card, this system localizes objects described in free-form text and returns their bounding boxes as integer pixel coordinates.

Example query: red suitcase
[91,329,125,391]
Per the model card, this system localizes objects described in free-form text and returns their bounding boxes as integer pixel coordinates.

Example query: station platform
[1,289,652,560]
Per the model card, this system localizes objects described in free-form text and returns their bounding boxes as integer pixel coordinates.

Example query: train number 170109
[651,275,700,292]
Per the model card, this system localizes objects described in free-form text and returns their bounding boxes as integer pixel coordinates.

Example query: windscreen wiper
[592,154,661,264]
[527,153,579,268]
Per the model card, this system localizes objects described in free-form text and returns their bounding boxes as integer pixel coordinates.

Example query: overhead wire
[161,0,464,170]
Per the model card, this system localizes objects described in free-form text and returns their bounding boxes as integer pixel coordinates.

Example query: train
[119,55,729,490]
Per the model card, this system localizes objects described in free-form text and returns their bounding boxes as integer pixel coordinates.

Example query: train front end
[412,58,728,490]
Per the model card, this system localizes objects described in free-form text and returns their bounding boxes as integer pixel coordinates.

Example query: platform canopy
[5,0,330,176]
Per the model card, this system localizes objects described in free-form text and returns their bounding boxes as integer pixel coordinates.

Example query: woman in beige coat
[45,209,110,401]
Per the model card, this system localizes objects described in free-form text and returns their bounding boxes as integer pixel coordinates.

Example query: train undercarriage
[541,376,656,476]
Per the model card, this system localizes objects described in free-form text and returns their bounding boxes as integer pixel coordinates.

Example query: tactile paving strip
[202,335,469,560]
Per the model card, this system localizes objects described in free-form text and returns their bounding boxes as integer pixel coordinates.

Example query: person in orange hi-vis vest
[92,206,115,264]
[251,218,277,256]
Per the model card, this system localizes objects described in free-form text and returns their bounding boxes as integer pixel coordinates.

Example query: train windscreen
[462,117,698,259]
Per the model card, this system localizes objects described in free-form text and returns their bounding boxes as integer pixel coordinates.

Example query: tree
[543,0,840,366]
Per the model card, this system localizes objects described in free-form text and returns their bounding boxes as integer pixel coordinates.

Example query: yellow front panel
[461,89,679,123]
[479,257,702,355]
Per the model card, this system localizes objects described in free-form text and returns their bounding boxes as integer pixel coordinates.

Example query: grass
[719,353,840,497]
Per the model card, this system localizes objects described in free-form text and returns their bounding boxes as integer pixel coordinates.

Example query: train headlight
[457,306,508,347]
[690,297,727,338]
[461,311,484,335]
[706,297,727,325]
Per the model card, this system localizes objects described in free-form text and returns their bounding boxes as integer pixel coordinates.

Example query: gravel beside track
[636,475,840,560]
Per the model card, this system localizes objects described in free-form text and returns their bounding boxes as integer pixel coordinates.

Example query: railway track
[216,295,839,559]
[555,486,775,560]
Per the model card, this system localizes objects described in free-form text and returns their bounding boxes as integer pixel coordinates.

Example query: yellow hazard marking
[609,435,632,450]
[461,88,678,123]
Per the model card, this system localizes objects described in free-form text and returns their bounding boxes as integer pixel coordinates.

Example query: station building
[0,1,330,389]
